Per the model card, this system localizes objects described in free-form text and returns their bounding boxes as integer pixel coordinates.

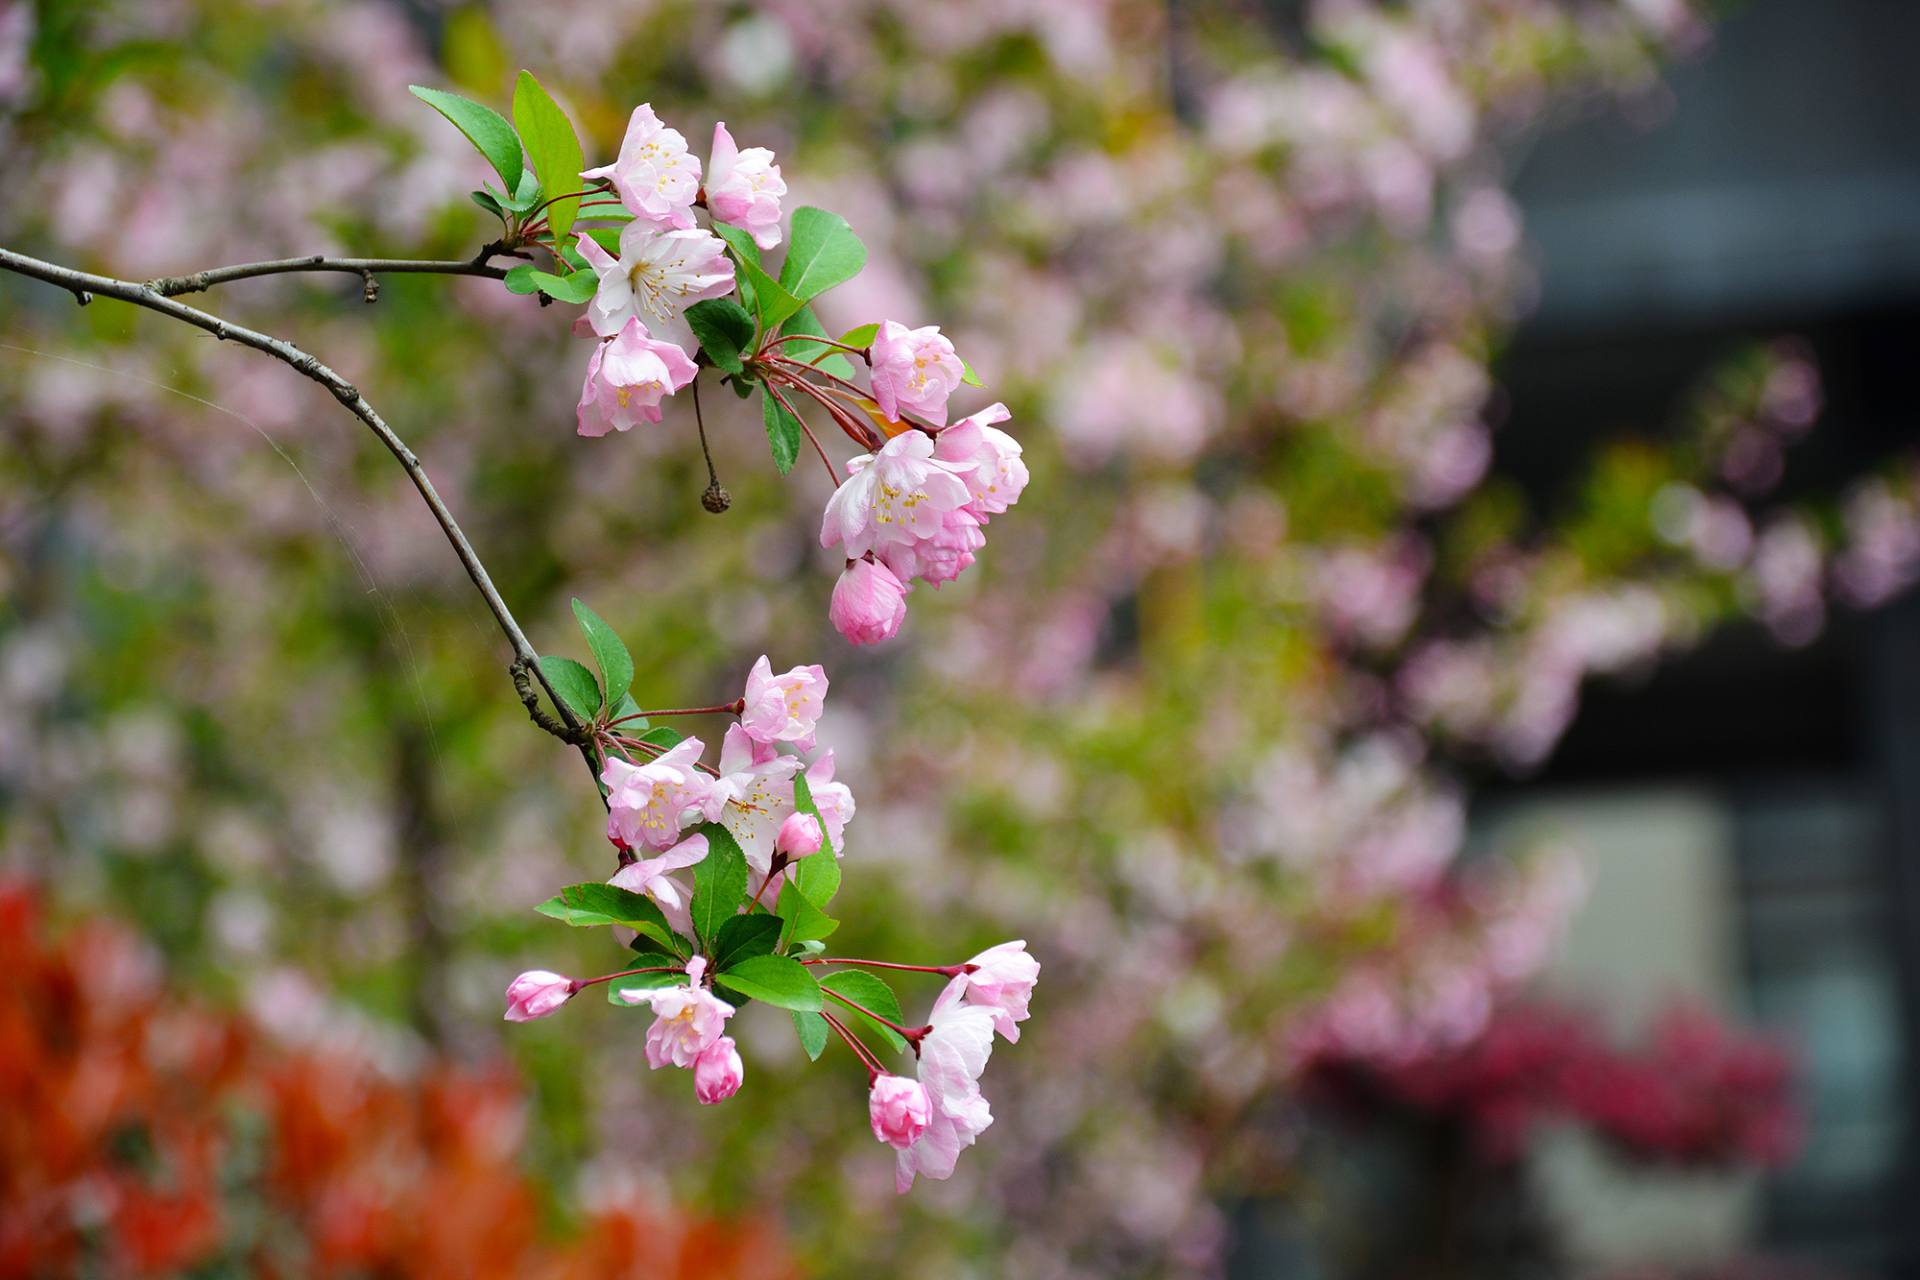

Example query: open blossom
[603,738,712,851]
[624,956,735,1069]
[774,812,823,859]
[829,558,909,646]
[582,103,699,228]
[709,725,799,876]
[606,832,709,938]
[869,1074,932,1149]
[503,970,575,1022]
[868,320,965,427]
[740,655,827,749]
[575,317,698,437]
[704,122,785,250]
[895,978,997,1192]
[693,1036,744,1104]
[934,402,1029,517]
[578,222,733,342]
[821,432,973,563]
[958,940,1040,1043]
[894,506,984,587]
[803,751,855,850]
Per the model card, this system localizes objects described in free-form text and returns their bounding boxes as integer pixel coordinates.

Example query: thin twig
[145,253,512,297]
[0,245,599,785]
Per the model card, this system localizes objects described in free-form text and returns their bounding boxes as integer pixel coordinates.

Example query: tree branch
[145,250,515,298]
[0,244,599,783]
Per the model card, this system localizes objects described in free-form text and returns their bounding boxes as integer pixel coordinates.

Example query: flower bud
[775,812,825,860]
[829,558,909,646]
[868,1073,932,1149]
[693,1035,744,1104]
[503,970,576,1022]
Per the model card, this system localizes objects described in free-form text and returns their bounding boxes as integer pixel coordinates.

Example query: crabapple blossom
[803,751,856,850]
[606,832,710,937]
[575,317,699,437]
[895,506,984,587]
[624,956,736,1069]
[704,121,786,250]
[693,1036,744,1104]
[828,557,910,646]
[958,940,1040,1043]
[894,977,997,1192]
[934,402,1030,517]
[774,811,823,859]
[740,655,827,749]
[708,725,800,876]
[869,1074,932,1149]
[603,738,712,851]
[821,431,973,563]
[581,103,700,229]
[868,320,965,427]
[503,970,575,1022]
[577,222,733,342]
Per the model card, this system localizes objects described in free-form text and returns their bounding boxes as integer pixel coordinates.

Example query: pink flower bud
[829,558,909,646]
[693,1035,744,1104]
[503,970,576,1022]
[869,1073,932,1149]
[775,812,824,859]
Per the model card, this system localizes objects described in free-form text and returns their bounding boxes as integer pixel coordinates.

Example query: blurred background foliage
[3,0,1918,1276]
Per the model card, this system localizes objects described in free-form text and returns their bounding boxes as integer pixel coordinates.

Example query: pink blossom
[958,940,1040,1043]
[575,318,699,437]
[503,970,575,1022]
[890,506,984,587]
[704,121,785,250]
[693,1035,744,1104]
[623,955,736,1069]
[933,402,1028,517]
[606,831,710,938]
[828,558,910,646]
[895,978,997,1192]
[868,320,965,426]
[708,724,799,876]
[869,1073,932,1149]
[582,103,700,228]
[602,738,712,851]
[820,432,973,565]
[577,222,733,341]
[775,811,823,859]
[739,655,827,749]
[803,750,856,851]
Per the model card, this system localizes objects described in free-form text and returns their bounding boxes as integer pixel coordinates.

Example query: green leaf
[537,654,600,720]
[776,878,838,949]
[503,263,541,295]
[610,691,644,728]
[570,599,633,706]
[837,322,880,349]
[470,189,507,222]
[715,954,821,1011]
[685,298,757,375]
[512,70,585,243]
[520,269,596,304]
[534,883,674,941]
[728,374,756,400]
[585,227,623,257]
[637,725,684,750]
[713,223,801,331]
[961,357,984,387]
[792,1010,829,1061]
[630,929,692,960]
[778,206,867,303]
[778,306,855,378]
[502,168,544,214]
[791,773,841,906]
[761,390,802,476]
[820,970,908,1052]
[711,913,783,972]
[691,823,748,947]
[606,952,686,1004]
[409,85,524,189]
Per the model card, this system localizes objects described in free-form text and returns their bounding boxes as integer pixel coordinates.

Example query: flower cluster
[531,98,1027,644]
[501,645,1037,1188]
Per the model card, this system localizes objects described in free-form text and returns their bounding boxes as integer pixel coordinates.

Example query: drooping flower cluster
[822,402,1029,644]
[501,644,1037,1188]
